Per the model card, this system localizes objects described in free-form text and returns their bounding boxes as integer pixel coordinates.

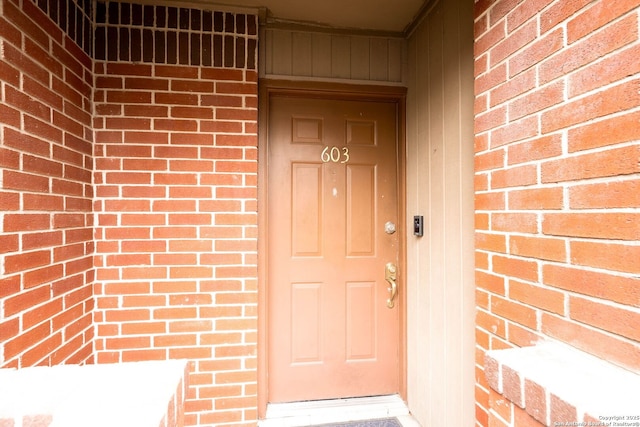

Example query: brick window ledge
[484,341,640,426]
[0,360,188,427]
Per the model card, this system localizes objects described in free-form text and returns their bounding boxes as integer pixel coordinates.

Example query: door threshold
[259,394,420,427]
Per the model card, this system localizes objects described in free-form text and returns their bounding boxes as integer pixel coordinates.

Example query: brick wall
[92,3,259,426]
[473,0,640,426]
[0,0,95,368]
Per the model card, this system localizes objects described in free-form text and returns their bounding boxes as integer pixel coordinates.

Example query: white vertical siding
[262,28,405,83]
[406,0,475,425]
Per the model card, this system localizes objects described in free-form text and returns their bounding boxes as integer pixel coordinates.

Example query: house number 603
[321,146,350,163]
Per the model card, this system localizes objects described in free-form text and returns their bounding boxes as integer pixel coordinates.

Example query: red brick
[570,296,640,341]
[215,82,256,95]
[567,0,639,44]
[477,404,490,427]
[106,63,152,76]
[0,191,20,211]
[21,331,63,366]
[106,90,152,104]
[475,93,489,115]
[155,92,198,106]
[541,16,637,86]
[477,327,490,349]
[24,264,64,288]
[507,0,554,33]
[3,322,51,360]
[514,404,546,426]
[550,393,577,424]
[508,81,564,121]
[105,336,151,350]
[490,19,537,67]
[569,179,640,209]
[507,134,562,165]
[543,212,640,240]
[4,213,51,232]
[475,191,505,211]
[477,108,509,139]
[491,164,537,189]
[169,320,213,333]
[539,0,591,34]
[491,295,538,329]
[120,266,167,280]
[4,249,51,274]
[524,379,547,424]
[2,0,50,49]
[201,94,244,108]
[493,255,538,282]
[491,212,538,233]
[568,110,640,152]
[541,145,640,183]
[475,13,489,38]
[5,85,51,121]
[475,148,505,171]
[571,240,640,275]
[122,105,169,118]
[508,322,541,348]
[154,65,199,79]
[476,54,489,81]
[169,347,211,360]
[475,20,506,57]
[215,108,257,122]
[476,270,506,295]
[490,116,538,148]
[508,187,563,210]
[541,79,640,133]
[490,68,535,107]
[106,117,152,131]
[154,333,198,348]
[121,131,168,145]
[542,313,640,371]
[509,279,565,314]
[501,364,523,407]
[121,321,167,335]
[509,235,566,263]
[476,232,507,253]
[122,159,168,172]
[124,77,168,91]
[105,171,153,185]
[476,174,489,192]
[570,44,640,98]
[477,309,507,338]
[0,234,19,254]
[23,298,64,329]
[510,28,563,77]
[477,62,508,95]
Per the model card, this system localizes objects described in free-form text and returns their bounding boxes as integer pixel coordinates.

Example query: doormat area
[309,418,402,427]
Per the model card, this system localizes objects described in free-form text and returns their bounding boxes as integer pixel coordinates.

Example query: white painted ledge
[0,360,188,427]
[485,341,640,425]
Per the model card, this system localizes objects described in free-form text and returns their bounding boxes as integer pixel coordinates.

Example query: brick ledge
[484,341,640,426]
[0,360,188,427]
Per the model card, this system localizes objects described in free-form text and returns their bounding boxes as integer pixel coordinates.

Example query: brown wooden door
[267,95,400,403]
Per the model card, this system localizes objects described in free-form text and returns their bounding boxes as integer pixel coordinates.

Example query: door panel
[268,95,400,402]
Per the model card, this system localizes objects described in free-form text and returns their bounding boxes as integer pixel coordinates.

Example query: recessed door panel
[291,283,322,364]
[292,163,323,257]
[346,164,376,257]
[346,281,377,361]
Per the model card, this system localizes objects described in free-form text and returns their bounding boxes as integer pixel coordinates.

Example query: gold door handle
[385,262,397,308]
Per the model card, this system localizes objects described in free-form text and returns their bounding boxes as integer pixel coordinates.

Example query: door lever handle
[385,262,397,308]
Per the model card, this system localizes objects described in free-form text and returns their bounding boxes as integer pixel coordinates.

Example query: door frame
[257,79,408,418]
